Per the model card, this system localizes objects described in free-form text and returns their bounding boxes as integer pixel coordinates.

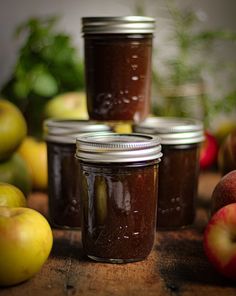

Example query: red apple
[211,170,236,214]
[218,130,236,176]
[200,131,218,170]
[0,207,53,286]
[203,203,236,281]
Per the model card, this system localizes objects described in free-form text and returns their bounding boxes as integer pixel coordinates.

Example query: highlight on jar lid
[75,132,162,163]
[44,119,111,144]
[133,117,205,145]
[81,16,156,34]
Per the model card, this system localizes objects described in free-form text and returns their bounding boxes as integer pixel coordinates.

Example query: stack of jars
[45,17,204,263]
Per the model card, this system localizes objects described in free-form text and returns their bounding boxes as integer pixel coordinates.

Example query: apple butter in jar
[44,119,111,229]
[82,16,155,123]
[134,117,204,229]
[75,133,162,263]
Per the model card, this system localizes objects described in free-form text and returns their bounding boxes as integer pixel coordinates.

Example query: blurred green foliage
[135,0,236,126]
[1,16,84,137]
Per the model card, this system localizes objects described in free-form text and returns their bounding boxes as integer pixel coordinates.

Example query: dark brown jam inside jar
[44,119,111,229]
[82,16,155,123]
[75,133,162,263]
[158,144,200,228]
[134,117,204,229]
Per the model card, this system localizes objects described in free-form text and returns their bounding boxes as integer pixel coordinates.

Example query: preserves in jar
[82,16,155,122]
[134,117,204,229]
[76,133,162,262]
[44,119,111,228]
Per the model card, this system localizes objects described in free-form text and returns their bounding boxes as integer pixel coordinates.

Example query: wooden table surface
[1,171,236,296]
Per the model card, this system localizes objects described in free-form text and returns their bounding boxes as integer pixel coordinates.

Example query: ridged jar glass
[82,16,155,123]
[75,132,162,263]
[44,119,111,229]
[134,117,204,229]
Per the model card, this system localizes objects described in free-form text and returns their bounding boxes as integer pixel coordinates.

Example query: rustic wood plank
[1,172,236,296]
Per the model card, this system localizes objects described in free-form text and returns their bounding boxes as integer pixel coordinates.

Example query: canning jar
[82,16,155,123]
[75,133,162,263]
[134,117,204,229]
[44,119,111,229]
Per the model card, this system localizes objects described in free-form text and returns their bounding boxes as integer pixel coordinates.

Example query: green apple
[17,137,48,190]
[0,153,32,196]
[0,99,27,160]
[44,91,89,119]
[0,206,53,286]
[0,183,26,207]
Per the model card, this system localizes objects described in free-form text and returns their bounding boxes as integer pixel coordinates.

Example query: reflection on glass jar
[76,133,162,263]
[44,119,111,229]
[82,16,155,123]
[134,117,204,229]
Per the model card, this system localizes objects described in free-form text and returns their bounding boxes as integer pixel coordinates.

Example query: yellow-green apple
[200,130,218,170]
[0,206,53,286]
[203,203,236,281]
[0,99,27,160]
[111,122,132,133]
[214,120,236,144]
[0,153,32,196]
[44,91,88,119]
[18,137,47,190]
[0,182,26,207]
[211,170,236,215]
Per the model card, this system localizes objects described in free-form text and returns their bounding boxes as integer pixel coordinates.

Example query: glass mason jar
[82,16,155,123]
[158,83,206,121]
[134,117,204,229]
[75,133,162,263]
[44,119,111,229]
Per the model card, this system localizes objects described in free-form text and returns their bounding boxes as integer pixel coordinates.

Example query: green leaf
[194,30,236,42]
[13,80,30,98]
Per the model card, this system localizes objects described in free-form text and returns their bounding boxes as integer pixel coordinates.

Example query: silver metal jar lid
[133,117,204,145]
[76,132,162,163]
[44,119,111,144]
[82,16,155,34]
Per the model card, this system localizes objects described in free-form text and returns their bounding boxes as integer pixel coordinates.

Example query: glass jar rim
[133,117,204,145]
[76,132,162,163]
[82,16,156,34]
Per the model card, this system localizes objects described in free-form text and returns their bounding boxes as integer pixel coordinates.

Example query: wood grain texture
[1,172,236,296]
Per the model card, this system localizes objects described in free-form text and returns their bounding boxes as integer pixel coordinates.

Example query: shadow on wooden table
[155,229,236,290]
[51,230,87,262]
